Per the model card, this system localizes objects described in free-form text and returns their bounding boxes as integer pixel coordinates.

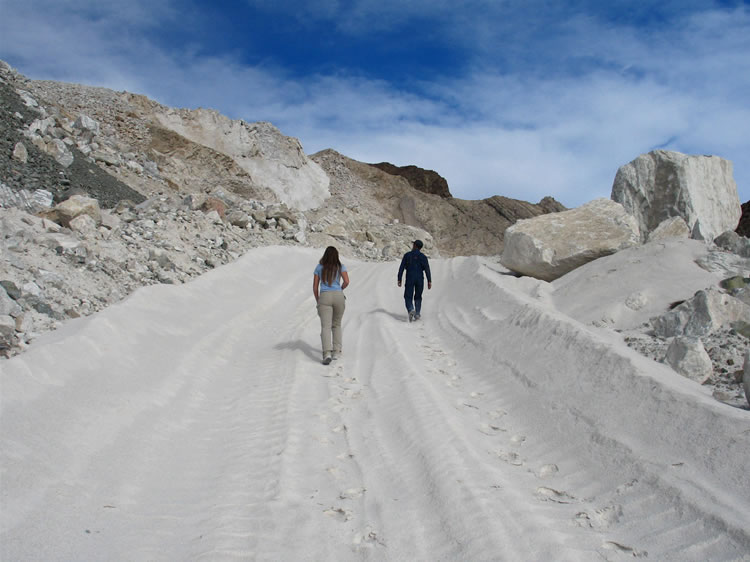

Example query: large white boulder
[154,109,329,210]
[500,198,640,281]
[611,150,740,243]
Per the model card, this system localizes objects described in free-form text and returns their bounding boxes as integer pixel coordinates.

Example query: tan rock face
[311,149,564,258]
[612,150,741,242]
[500,198,640,281]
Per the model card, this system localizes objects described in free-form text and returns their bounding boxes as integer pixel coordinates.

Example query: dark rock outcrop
[370,162,452,198]
[735,201,750,238]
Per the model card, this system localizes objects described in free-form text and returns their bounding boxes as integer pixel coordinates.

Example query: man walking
[397,240,432,322]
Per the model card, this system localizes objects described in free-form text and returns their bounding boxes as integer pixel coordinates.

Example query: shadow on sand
[369,308,407,322]
[274,340,321,362]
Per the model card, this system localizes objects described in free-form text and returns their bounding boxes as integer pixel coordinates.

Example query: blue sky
[1,0,749,207]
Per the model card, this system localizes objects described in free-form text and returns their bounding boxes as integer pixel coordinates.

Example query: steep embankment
[2,247,747,560]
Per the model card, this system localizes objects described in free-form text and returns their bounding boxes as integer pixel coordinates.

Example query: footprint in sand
[509,434,526,446]
[353,528,386,548]
[324,507,352,522]
[534,487,580,504]
[446,375,462,388]
[494,449,524,466]
[342,389,362,400]
[574,504,623,529]
[601,540,647,558]
[479,423,505,435]
[536,464,559,478]
[460,401,480,411]
[339,487,366,500]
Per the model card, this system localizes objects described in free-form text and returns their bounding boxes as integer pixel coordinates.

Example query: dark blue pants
[404,278,424,315]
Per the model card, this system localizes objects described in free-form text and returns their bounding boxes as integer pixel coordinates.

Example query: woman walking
[313,246,349,364]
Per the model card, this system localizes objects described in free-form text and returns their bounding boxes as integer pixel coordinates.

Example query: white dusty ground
[1,244,749,561]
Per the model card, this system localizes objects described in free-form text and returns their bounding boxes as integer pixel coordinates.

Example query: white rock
[0,315,16,346]
[69,214,98,234]
[12,142,28,163]
[500,199,640,281]
[651,287,750,338]
[28,117,55,136]
[22,282,42,298]
[154,110,330,210]
[126,160,144,174]
[0,287,22,317]
[226,210,250,228]
[647,216,690,243]
[664,337,713,383]
[612,150,740,243]
[30,190,54,211]
[18,90,38,108]
[73,114,100,136]
[47,138,74,167]
[205,210,222,224]
[99,211,121,231]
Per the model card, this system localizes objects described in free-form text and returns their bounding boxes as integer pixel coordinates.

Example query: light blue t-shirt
[314,263,347,292]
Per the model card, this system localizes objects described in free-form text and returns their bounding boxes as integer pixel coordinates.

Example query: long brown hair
[319,246,342,286]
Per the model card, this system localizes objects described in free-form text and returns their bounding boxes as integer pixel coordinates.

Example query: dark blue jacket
[398,249,431,283]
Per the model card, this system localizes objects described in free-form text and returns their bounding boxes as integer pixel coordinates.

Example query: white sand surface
[2,245,749,561]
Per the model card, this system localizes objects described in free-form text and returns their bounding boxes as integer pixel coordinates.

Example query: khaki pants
[317,291,345,355]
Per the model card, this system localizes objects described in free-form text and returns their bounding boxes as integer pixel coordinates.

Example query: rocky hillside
[311,149,565,257]
[0,60,567,356]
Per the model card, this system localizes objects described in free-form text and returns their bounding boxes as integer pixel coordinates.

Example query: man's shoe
[415,313,421,320]
[322,353,332,365]
[408,310,415,322]
[331,351,340,361]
